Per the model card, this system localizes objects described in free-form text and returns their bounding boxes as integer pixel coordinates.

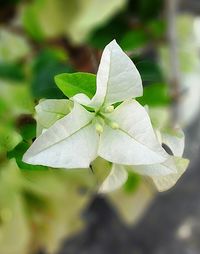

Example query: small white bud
[109,121,119,130]
[95,123,104,133]
[104,105,114,113]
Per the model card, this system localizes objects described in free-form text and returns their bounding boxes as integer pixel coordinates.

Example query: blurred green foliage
[0,0,174,253]
[31,48,74,99]
[124,171,141,193]
[138,83,171,107]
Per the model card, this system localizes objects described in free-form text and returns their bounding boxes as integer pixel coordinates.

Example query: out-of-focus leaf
[88,16,127,49]
[0,160,30,254]
[22,0,73,40]
[8,141,48,170]
[33,48,68,73]
[0,63,25,81]
[120,30,149,51]
[0,28,30,62]
[0,81,34,116]
[128,0,163,21]
[67,0,127,44]
[147,20,166,39]
[22,0,45,41]
[21,0,126,44]
[108,182,154,224]
[123,171,141,193]
[0,124,22,153]
[135,60,163,83]
[55,72,96,99]
[137,83,171,106]
[31,49,74,99]
[19,122,36,141]
[0,98,7,117]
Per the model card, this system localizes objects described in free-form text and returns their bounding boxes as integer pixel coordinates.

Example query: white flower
[23,40,168,169]
[147,128,189,191]
[100,125,189,193]
[35,99,73,137]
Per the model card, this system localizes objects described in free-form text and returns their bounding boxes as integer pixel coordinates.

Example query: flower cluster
[23,40,189,193]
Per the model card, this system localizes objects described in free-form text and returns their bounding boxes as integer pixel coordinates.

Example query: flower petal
[23,103,98,169]
[73,40,142,108]
[35,99,72,136]
[162,128,185,157]
[151,157,189,191]
[99,164,128,193]
[129,157,177,177]
[98,100,168,165]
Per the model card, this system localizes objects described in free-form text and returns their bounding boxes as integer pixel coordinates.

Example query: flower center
[94,105,119,133]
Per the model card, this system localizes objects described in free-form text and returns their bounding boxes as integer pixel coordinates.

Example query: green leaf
[137,83,171,106]
[135,60,163,83]
[0,63,25,81]
[88,15,127,49]
[31,49,74,99]
[147,20,166,39]
[0,125,22,153]
[128,0,163,21]
[19,122,36,141]
[8,142,48,171]
[0,28,30,62]
[123,171,141,193]
[22,0,45,41]
[120,30,149,51]
[55,72,96,99]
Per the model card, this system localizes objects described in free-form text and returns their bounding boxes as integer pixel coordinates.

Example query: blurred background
[0,0,200,253]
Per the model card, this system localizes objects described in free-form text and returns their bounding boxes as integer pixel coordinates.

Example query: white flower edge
[99,164,128,193]
[162,128,185,157]
[73,40,143,109]
[98,125,188,193]
[23,99,169,169]
[23,103,99,169]
[35,99,72,136]
[130,126,188,191]
[22,40,171,169]
[151,157,189,192]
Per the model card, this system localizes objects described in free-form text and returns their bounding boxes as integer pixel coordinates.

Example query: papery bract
[23,40,168,170]
[100,125,189,193]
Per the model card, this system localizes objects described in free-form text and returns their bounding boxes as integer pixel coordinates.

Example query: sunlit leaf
[137,83,171,106]
[55,72,96,99]
[120,30,148,51]
[8,142,48,170]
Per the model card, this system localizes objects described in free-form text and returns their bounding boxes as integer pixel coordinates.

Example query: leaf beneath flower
[55,72,96,99]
